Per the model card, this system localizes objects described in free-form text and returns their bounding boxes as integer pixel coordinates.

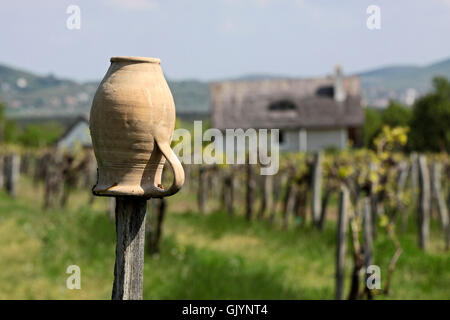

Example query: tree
[409,77,450,152]
[382,101,412,128]
[363,108,382,148]
[18,123,64,148]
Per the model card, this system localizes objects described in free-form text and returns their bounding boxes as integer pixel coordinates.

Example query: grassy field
[0,176,448,299]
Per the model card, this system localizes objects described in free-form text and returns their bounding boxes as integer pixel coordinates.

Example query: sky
[1,0,450,82]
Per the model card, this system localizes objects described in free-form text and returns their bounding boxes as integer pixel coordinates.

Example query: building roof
[211,75,364,130]
[54,115,92,149]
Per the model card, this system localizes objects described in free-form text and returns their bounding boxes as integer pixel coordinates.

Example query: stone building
[210,66,363,152]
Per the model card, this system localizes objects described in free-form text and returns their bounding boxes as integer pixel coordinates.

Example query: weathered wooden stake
[282,177,296,229]
[245,164,256,221]
[410,153,419,208]
[269,173,286,222]
[336,186,349,300]
[0,156,4,189]
[4,154,20,197]
[112,197,147,300]
[222,171,235,215]
[318,186,334,230]
[417,155,430,250]
[396,161,409,232]
[147,198,166,255]
[197,166,207,214]
[311,151,323,226]
[362,197,373,268]
[431,162,449,249]
[362,197,374,299]
[258,173,273,219]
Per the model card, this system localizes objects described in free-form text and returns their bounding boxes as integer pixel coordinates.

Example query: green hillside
[1,57,450,116]
[0,64,210,117]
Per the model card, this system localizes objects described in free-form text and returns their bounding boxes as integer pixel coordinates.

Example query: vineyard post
[335,185,349,300]
[369,162,378,240]
[258,173,273,219]
[431,162,449,249]
[245,163,256,221]
[0,155,4,189]
[417,155,430,250]
[362,197,373,267]
[227,171,235,215]
[410,153,419,208]
[311,151,323,226]
[5,154,20,197]
[397,161,410,233]
[282,175,296,229]
[318,186,333,230]
[362,197,373,299]
[184,164,191,193]
[112,197,147,300]
[147,198,166,255]
[222,169,235,215]
[197,166,207,214]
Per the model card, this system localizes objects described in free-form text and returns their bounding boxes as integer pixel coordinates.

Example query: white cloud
[106,0,159,11]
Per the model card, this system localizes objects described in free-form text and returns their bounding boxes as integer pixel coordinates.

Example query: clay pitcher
[89,56,184,198]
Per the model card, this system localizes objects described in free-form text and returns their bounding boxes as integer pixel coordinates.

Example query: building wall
[57,121,92,150]
[279,130,300,152]
[305,128,347,151]
[279,128,348,152]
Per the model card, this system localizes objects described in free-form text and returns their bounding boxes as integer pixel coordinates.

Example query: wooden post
[268,172,285,221]
[197,166,207,214]
[417,155,430,250]
[431,162,449,249]
[396,161,410,232]
[410,153,419,208]
[336,186,349,300]
[4,154,20,197]
[148,198,166,255]
[318,186,333,230]
[245,164,256,221]
[311,151,323,226]
[282,178,296,229]
[369,162,378,240]
[0,155,4,189]
[112,197,147,300]
[362,197,374,299]
[258,173,273,219]
[362,197,373,268]
[222,170,235,216]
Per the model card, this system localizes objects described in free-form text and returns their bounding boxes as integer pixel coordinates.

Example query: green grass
[0,176,448,299]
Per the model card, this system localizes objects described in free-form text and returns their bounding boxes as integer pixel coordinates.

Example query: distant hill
[0,64,210,118]
[358,57,450,107]
[1,57,450,117]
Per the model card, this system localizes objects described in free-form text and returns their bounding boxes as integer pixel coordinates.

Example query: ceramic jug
[89,56,184,198]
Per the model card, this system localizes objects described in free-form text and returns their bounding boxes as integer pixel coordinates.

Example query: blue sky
[1,0,449,81]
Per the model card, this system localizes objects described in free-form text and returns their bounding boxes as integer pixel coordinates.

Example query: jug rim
[110,56,161,64]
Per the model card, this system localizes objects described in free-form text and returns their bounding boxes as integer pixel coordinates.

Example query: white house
[211,66,364,152]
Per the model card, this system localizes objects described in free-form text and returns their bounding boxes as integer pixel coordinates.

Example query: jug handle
[151,141,185,197]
